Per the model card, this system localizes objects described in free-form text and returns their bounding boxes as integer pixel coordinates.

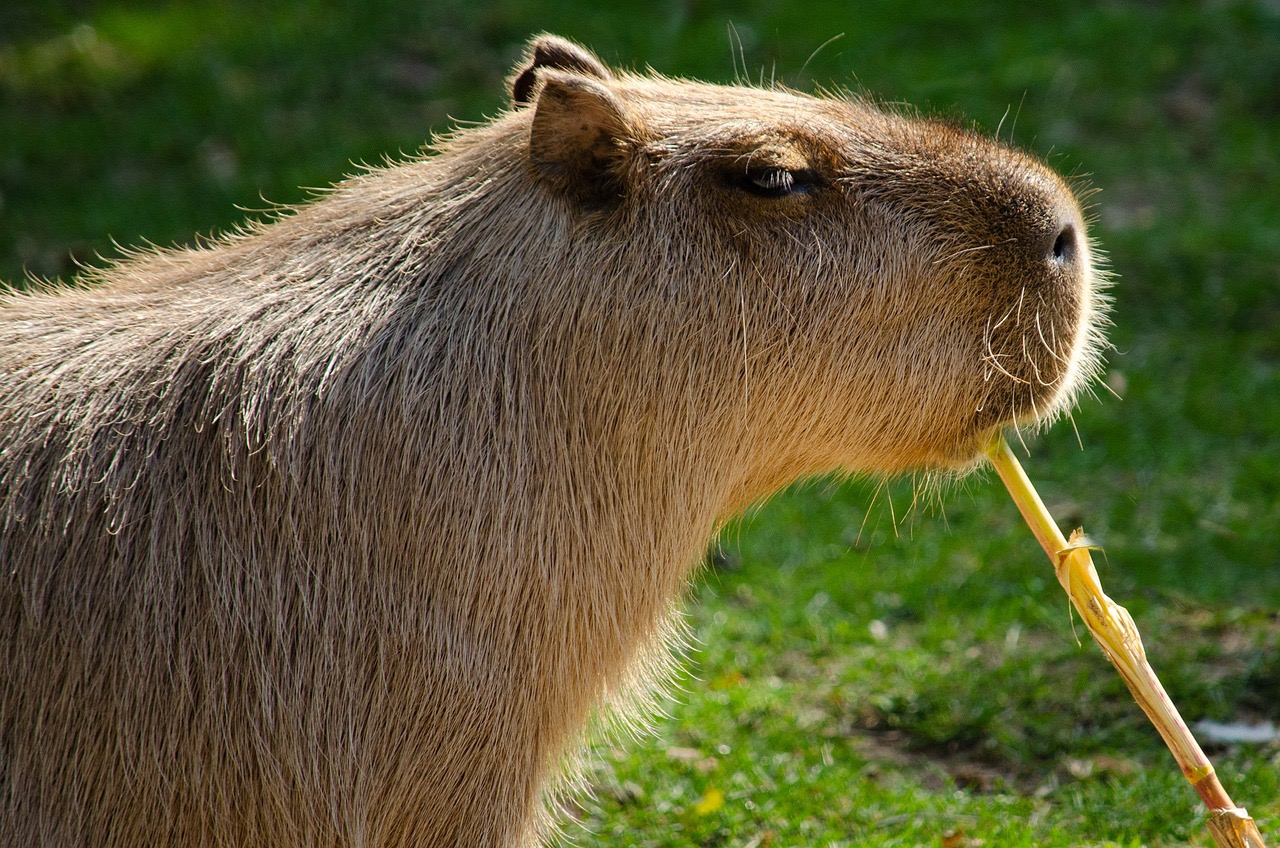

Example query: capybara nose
[1026,202,1086,287]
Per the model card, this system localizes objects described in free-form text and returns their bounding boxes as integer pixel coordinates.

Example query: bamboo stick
[985,434,1267,848]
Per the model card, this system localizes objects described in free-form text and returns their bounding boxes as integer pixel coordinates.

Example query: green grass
[4,1,1279,845]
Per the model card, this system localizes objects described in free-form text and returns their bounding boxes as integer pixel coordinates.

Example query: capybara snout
[1,34,1105,847]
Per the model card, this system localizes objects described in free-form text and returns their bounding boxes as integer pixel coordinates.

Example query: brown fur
[0,35,1106,847]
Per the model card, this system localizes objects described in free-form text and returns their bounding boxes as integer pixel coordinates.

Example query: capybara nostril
[1051,223,1078,265]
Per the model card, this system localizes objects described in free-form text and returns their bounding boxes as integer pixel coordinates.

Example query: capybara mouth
[974,241,1107,436]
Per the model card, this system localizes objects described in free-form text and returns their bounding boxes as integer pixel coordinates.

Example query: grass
[3,1,1279,845]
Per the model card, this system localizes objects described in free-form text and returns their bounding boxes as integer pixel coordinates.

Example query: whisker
[987,301,1016,334]
[1041,311,1067,363]
[934,242,997,266]
[1013,424,1031,454]
[982,352,1027,384]
[1020,333,1047,387]
[1066,409,1084,451]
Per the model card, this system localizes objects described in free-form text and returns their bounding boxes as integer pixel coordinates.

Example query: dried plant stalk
[985,434,1267,848]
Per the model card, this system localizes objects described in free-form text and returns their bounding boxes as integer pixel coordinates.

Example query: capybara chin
[1,34,1106,848]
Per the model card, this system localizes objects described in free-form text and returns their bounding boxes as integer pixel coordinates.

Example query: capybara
[1,34,1106,847]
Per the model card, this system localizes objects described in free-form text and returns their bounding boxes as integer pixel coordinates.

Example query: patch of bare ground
[851,727,1139,798]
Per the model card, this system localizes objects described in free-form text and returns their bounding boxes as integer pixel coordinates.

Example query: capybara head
[0,34,1108,848]
[508,35,1105,481]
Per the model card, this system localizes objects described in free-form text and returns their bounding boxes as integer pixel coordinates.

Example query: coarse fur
[0,35,1107,847]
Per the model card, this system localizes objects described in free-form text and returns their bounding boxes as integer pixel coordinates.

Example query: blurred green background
[3,1,1278,845]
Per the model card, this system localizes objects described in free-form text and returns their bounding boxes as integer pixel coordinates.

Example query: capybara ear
[528,68,632,206]
[511,34,612,105]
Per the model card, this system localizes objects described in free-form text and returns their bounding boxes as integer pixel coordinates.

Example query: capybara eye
[737,167,822,198]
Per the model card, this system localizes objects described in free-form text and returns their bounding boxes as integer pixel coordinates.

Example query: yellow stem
[984,434,1252,826]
